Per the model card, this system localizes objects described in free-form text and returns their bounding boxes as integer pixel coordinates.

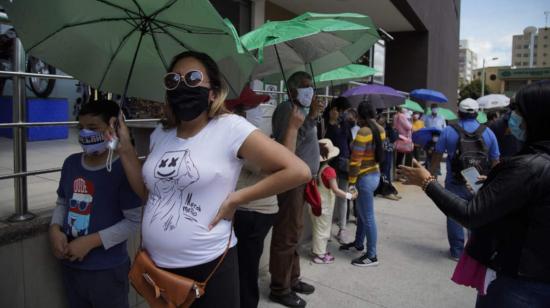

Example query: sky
[460,0,549,68]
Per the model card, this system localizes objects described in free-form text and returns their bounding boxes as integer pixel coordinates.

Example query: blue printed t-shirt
[57,153,141,270]
[435,119,500,193]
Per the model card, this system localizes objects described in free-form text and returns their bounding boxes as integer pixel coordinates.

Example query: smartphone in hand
[461,167,482,193]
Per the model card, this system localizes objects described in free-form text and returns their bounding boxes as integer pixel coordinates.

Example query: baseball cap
[458,98,479,113]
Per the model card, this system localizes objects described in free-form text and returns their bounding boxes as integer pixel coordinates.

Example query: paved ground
[256,181,477,308]
[2,132,477,307]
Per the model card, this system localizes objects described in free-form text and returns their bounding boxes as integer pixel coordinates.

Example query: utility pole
[545,11,550,28]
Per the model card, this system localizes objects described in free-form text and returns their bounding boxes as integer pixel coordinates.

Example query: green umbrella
[401,99,424,113]
[2,0,256,101]
[313,64,376,87]
[477,111,488,124]
[241,12,378,83]
[428,107,458,121]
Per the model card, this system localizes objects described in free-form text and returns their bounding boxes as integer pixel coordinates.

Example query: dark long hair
[322,96,351,124]
[514,80,550,145]
[357,100,384,163]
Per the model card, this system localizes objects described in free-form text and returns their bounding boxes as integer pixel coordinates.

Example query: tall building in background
[458,39,478,85]
[512,26,550,68]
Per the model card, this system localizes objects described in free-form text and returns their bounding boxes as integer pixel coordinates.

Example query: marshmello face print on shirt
[149,150,200,231]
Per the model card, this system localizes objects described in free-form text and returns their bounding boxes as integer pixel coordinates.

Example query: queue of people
[47,49,549,308]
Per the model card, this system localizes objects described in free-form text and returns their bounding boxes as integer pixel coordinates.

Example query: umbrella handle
[274,44,292,103]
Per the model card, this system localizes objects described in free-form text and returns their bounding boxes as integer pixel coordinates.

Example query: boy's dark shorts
[61,259,130,308]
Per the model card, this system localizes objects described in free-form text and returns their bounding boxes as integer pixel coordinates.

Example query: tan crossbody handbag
[129,205,233,308]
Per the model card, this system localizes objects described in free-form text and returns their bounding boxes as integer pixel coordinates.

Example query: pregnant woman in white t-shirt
[115,51,311,307]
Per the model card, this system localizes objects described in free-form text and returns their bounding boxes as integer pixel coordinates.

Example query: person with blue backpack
[427,98,500,261]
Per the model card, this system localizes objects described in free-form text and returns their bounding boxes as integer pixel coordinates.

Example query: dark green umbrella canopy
[2,0,256,101]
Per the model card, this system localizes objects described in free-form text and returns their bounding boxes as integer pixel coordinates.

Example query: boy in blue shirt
[48,100,141,308]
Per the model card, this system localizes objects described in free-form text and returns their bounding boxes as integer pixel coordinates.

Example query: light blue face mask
[79,129,107,155]
[79,128,116,172]
[508,111,526,142]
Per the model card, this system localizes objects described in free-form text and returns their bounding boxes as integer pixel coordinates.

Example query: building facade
[512,27,550,68]
[473,65,508,94]
[473,66,550,98]
[210,0,461,106]
[458,39,478,86]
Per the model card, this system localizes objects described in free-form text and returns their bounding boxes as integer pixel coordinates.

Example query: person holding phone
[428,99,500,261]
[397,80,550,308]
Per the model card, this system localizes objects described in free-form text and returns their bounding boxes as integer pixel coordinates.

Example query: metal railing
[0,37,159,222]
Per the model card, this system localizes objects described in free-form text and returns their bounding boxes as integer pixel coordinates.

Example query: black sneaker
[339,242,364,252]
[351,254,379,267]
[269,291,307,307]
[291,280,315,294]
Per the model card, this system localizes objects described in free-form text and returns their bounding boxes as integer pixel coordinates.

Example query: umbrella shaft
[274,44,292,101]
[122,31,146,106]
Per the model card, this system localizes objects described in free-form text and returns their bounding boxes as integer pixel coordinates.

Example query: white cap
[458,98,479,113]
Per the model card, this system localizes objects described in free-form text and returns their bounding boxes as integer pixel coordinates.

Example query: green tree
[459,79,491,101]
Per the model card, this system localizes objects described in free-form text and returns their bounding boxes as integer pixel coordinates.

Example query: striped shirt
[348,124,386,185]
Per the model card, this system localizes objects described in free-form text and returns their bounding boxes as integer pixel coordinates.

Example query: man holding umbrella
[269,71,324,307]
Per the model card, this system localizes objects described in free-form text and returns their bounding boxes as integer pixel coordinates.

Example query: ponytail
[357,101,385,164]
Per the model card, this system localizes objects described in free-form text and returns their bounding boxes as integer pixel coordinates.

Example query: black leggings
[396,151,413,167]
[164,247,239,308]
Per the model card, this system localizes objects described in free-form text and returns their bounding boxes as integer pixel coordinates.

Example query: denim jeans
[380,150,393,182]
[475,275,550,308]
[354,172,380,258]
[334,172,349,230]
[445,181,473,258]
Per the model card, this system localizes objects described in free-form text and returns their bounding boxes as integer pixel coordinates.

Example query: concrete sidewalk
[257,182,476,308]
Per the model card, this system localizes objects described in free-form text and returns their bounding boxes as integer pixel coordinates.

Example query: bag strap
[137,203,233,287]
[202,223,233,286]
[473,124,486,137]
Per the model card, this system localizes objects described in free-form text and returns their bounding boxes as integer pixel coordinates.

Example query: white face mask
[296,87,314,107]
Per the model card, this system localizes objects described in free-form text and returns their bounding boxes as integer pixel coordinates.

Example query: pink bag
[395,135,413,153]
[451,252,496,295]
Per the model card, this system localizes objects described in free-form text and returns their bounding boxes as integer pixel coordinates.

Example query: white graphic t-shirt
[142,114,256,268]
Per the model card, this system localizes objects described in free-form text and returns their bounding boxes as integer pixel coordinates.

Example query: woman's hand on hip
[209,192,240,231]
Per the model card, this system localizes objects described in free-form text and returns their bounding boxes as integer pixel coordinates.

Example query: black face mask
[166,84,210,122]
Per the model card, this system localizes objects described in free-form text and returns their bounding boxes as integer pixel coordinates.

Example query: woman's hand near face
[113,113,134,155]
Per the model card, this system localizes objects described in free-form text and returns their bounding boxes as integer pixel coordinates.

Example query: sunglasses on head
[163,70,205,90]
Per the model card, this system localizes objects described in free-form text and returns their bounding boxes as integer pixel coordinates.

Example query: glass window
[524,44,529,48]
[372,41,385,84]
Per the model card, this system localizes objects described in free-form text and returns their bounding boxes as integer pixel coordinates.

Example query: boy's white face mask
[296,87,314,108]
